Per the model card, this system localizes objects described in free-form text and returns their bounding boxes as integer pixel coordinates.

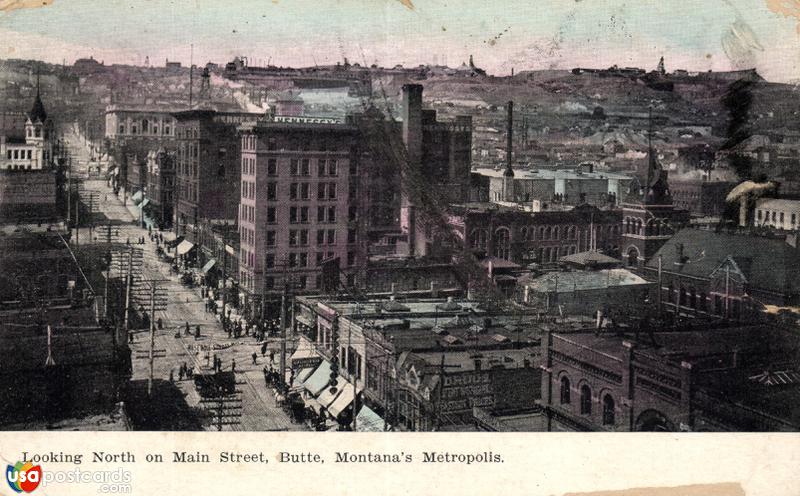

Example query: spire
[29,67,47,123]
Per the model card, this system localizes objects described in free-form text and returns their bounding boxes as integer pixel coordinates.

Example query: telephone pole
[124,245,133,330]
[148,283,156,397]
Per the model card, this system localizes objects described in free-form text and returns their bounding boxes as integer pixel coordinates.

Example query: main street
[74,174,303,431]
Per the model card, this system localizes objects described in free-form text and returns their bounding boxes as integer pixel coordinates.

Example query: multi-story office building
[104,105,179,201]
[237,118,367,304]
[173,109,261,238]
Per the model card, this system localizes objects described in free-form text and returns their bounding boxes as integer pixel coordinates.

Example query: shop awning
[166,236,184,248]
[290,345,322,369]
[292,367,316,389]
[316,382,343,409]
[295,314,315,328]
[177,240,195,255]
[131,190,143,203]
[140,198,150,208]
[327,382,358,418]
[355,405,385,432]
[304,359,334,396]
[201,259,216,274]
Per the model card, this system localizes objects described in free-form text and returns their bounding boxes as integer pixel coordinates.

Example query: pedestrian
[270,350,275,363]
[231,358,236,373]
[195,325,201,340]
[178,367,184,381]
[263,366,269,386]
[157,317,163,330]
[129,331,134,343]
[185,321,190,336]
[261,342,267,357]
[169,369,174,382]
[252,352,257,365]
[227,327,232,338]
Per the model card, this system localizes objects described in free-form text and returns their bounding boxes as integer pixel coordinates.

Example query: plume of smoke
[725,180,776,202]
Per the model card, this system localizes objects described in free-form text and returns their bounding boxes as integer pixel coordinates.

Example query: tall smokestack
[506,101,513,172]
[503,101,515,202]
[402,84,423,166]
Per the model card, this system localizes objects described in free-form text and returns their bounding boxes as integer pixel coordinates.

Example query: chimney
[739,195,748,228]
[474,358,482,371]
[430,281,438,298]
[401,84,423,166]
[390,283,397,296]
[503,101,515,202]
[466,284,474,301]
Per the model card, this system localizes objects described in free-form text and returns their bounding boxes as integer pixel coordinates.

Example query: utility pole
[75,195,80,246]
[279,282,287,381]
[656,254,663,318]
[124,245,133,330]
[148,282,156,397]
[221,244,227,318]
[104,251,110,319]
[725,264,730,319]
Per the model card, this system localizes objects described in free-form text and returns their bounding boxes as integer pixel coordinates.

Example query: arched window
[580,385,592,415]
[602,395,615,425]
[538,227,545,240]
[553,226,560,240]
[520,227,528,240]
[469,229,488,251]
[544,226,551,240]
[699,292,707,312]
[560,377,571,404]
[493,228,511,261]
[627,247,638,267]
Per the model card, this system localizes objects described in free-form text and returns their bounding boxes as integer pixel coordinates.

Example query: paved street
[74,172,303,431]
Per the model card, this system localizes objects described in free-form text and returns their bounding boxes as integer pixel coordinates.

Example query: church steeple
[29,70,47,123]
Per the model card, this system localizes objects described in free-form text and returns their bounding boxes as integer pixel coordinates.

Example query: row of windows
[241,271,357,292]
[117,119,174,136]
[240,204,340,224]
[560,377,616,426]
[757,209,798,226]
[6,149,33,160]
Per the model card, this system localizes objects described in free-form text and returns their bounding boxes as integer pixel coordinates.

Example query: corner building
[238,120,366,304]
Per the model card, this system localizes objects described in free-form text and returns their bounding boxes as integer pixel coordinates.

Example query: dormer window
[35,128,41,138]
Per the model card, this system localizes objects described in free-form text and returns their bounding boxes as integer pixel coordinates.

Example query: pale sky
[1,0,800,82]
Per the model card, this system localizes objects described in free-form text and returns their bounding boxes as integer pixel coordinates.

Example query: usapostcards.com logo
[6,461,42,493]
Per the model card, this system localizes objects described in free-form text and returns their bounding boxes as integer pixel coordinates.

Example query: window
[316,229,325,246]
[327,229,336,245]
[290,207,298,223]
[560,377,571,404]
[348,205,358,222]
[328,159,337,176]
[266,207,276,223]
[349,161,357,175]
[602,395,615,425]
[266,231,275,246]
[316,252,325,266]
[267,182,277,201]
[290,183,299,200]
[265,276,274,290]
[266,253,275,268]
[301,159,310,176]
[348,228,357,244]
[580,385,592,415]
[317,182,327,200]
[267,159,277,176]
[118,124,125,134]
[289,230,299,246]
[300,206,309,223]
[347,251,355,266]
[328,183,337,200]
[289,253,297,267]
[290,159,299,176]
[318,159,327,177]
[328,206,336,223]
[297,276,307,289]
[301,183,310,200]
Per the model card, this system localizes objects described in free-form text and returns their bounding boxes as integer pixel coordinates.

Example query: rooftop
[521,268,650,293]
[475,167,632,181]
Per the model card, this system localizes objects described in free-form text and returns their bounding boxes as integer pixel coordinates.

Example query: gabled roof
[646,229,800,295]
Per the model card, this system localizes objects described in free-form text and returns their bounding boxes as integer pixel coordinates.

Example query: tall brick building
[237,118,367,305]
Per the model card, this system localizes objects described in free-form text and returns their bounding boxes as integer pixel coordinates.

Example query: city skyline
[1,0,800,82]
